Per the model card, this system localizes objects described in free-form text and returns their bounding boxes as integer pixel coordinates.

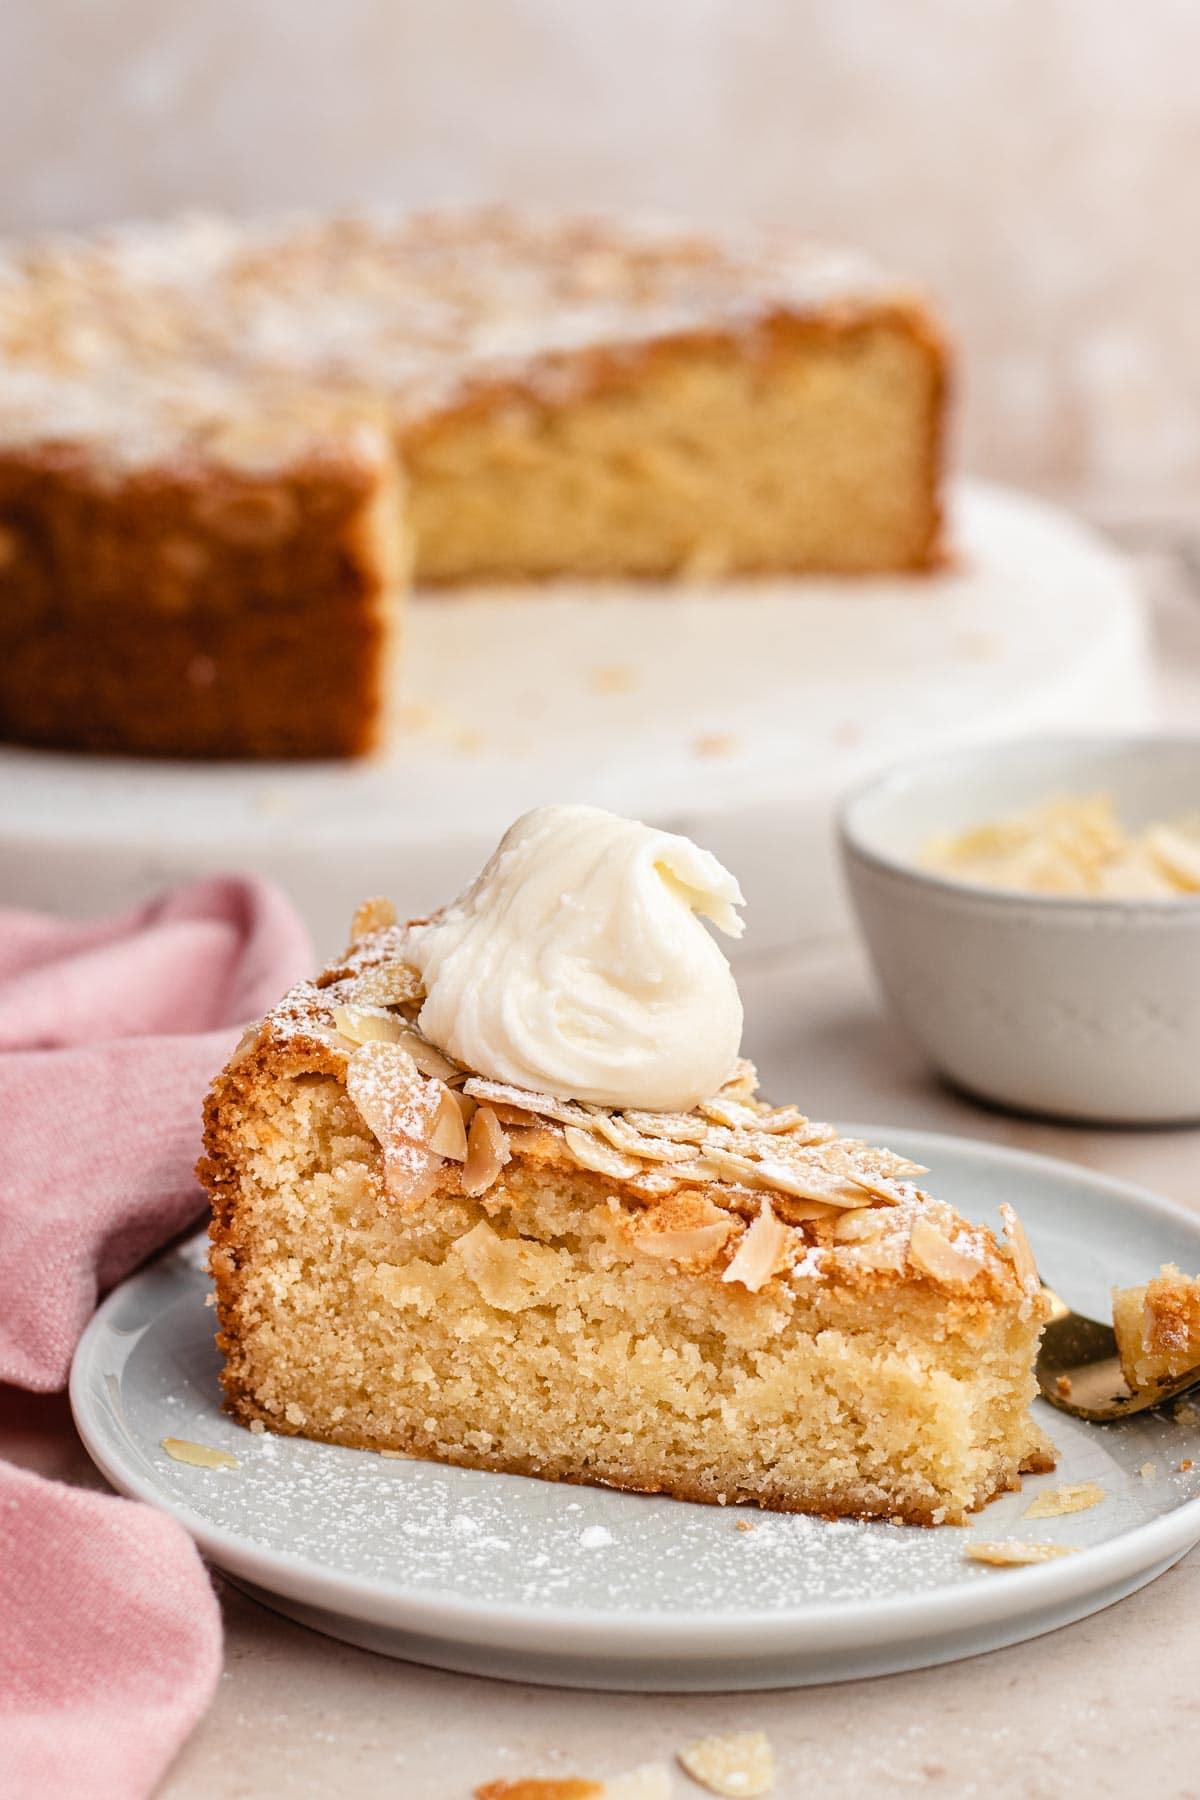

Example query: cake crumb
[1180,1459,1194,1473]
[1055,1373,1072,1397]
[735,1520,755,1533]
[379,1448,414,1460]
[679,1729,774,1797]
[161,1438,238,1471]
[1023,1482,1105,1520]
[965,1541,1078,1566]
[248,1418,266,1435]
[1140,1462,1158,1480]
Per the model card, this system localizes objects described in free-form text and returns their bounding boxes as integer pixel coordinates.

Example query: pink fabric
[0,876,313,1800]
[1,1461,224,1800]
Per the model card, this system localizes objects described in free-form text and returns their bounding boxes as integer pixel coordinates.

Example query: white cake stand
[1,483,1149,957]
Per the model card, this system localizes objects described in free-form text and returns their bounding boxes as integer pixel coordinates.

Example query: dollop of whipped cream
[406,804,745,1112]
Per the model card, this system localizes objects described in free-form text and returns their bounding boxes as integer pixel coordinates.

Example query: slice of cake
[0,209,946,759]
[1113,1265,1200,1390]
[200,806,1051,1525]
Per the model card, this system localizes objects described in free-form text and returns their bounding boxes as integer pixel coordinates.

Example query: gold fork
[1037,1287,1200,1422]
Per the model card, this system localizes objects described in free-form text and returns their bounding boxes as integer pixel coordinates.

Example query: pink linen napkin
[0,875,313,1800]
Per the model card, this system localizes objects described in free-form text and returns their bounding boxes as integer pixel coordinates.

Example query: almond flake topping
[463,1105,513,1197]
[999,1203,1041,1296]
[563,1126,641,1181]
[349,960,426,1009]
[1023,1483,1106,1520]
[349,895,397,945]
[908,1216,985,1286]
[965,1542,1078,1566]
[161,1438,238,1471]
[722,1199,789,1292]
[678,1729,775,1797]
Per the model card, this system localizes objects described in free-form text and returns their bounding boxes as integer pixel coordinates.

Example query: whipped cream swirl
[407,804,745,1111]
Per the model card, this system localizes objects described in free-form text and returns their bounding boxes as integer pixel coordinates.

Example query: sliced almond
[678,1730,775,1798]
[564,1126,641,1181]
[699,1097,765,1131]
[908,1215,984,1286]
[1147,823,1200,891]
[349,895,396,945]
[345,1040,421,1143]
[463,1077,591,1130]
[429,1084,469,1160]
[585,1108,697,1163]
[349,961,425,1008]
[332,1003,409,1047]
[999,1202,1040,1296]
[621,1110,711,1144]
[722,1198,790,1293]
[716,1058,759,1100]
[162,1438,238,1471]
[463,1105,512,1197]
[704,1148,870,1208]
[633,1220,733,1264]
[1023,1482,1105,1520]
[474,1780,603,1800]
[965,1541,1078,1566]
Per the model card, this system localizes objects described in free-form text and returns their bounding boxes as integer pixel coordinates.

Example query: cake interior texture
[0,211,945,758]
[1113,1264,1200,1389]
[203,930,1051,1528]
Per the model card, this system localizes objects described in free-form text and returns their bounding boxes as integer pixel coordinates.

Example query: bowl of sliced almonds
[838,733,1200,1124]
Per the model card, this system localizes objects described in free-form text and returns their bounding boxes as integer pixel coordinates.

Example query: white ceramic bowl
[838,735,1200,1124]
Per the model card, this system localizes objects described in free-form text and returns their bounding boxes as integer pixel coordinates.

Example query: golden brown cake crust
[200,912,1051,1527]
[0,209,947,760]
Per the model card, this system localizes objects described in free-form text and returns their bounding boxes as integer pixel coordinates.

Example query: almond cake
[201,811,1053,1527]
[1113,1265,1200,1390]
[0,210,946,759]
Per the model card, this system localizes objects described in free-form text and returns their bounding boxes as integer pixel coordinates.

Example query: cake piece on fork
[200,806,1052,1525]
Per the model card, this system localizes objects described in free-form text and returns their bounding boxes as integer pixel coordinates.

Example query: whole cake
[0,210,946,759]
[200,805,1052,1525]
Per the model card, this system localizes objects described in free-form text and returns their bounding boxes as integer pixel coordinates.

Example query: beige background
[3,0,1199,512]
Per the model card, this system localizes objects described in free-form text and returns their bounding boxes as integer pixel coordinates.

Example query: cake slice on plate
[200,806,1052,1525]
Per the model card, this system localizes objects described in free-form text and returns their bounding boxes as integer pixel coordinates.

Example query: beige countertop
[5,530,1200,1798]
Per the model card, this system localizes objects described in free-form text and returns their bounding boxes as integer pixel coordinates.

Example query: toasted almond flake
[1147,823,1200,891]
[831,1208,889,1242]
[429,1084,469,1160]
[678,1729,775,1797]
[345,1040,421,1142]
[349,895,396,944]
[723,1198,790,1293]
[463,1105,512,1196]
[752,1106,807,1135]
[632,1201,734,1265]
[717,1058,760,1100]
[704,1148,868,1208]
[227,1021,263,1068]
[162,1438,238,1471]
[621,1110,711,1144]
[332,1003,409,1046]
[1023,1482,1106,1519]
[585,1108,698,1163]
[474,1781,603,1800]
[999,1203,1040,1295]
[700,1097,765,1131]
[965,1542,1079,1566]
[564,1126,641,1181]
[463,1077,591,1129]
[350,961,425,1008]
[908,1216,984,1286]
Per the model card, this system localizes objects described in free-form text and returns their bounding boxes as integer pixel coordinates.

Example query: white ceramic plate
[71,1127,1200,1692]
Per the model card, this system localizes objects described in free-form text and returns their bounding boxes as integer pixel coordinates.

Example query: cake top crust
[217,903,1039,1314]
[0,207,924,471]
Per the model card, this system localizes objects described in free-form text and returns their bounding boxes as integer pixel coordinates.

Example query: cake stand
[0,483,1150,957]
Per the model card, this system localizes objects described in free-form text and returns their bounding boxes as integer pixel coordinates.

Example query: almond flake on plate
[1023,1482,1106,1520]
[162,1437,238,1471]
[678,1729,775,1797]
[965,1541,1079,1566]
